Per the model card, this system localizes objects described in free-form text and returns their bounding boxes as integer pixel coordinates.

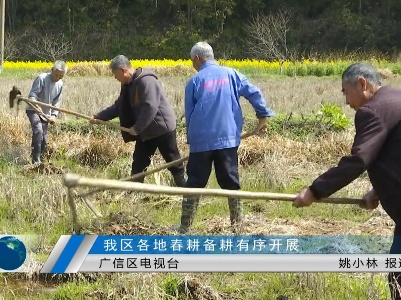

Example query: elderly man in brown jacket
[91,55,186,187]
[293,62,401,299]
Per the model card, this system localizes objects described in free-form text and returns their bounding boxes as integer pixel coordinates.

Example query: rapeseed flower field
[3,59,398,77]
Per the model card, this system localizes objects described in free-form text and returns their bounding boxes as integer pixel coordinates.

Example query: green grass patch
[0,68,43,79]
[51,280,102,300]
[244,102,351,140]
[49,119,122,137]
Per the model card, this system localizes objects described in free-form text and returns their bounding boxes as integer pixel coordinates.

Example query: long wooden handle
[25,101,53,123]
[65,174,363,205]
[78,156,189,198]
[16,95,132,133]
[125,131,255,180]
[77,131,258,198]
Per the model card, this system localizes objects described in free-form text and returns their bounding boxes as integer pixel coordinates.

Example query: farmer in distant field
[177,41,274,234]
[293,62,401,299]
[90,55,186,187]
[27,60,67,164]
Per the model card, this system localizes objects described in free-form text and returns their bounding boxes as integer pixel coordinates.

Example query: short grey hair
[342,62,381,86]
[109,55,131,70]
[53,60,67,74]
[190,42,214,60]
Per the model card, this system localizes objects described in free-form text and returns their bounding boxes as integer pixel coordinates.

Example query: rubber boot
[228,197,243,234]
[31,146,41,164]
[179,197,199,233]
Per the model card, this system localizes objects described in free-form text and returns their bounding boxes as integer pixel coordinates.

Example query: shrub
[317,102,351,131]
[243,103,351,140]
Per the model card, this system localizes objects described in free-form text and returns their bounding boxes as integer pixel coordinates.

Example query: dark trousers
[26,110,48,164]
[131,130,184,182]
[186,147,240,190]
[389,223,401,299]
[179,147,242,232]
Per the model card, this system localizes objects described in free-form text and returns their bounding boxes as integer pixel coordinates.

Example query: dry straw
[73,137,123,167]
[68,62,111,76]
[67,62,195,77]
[238,132,353,166]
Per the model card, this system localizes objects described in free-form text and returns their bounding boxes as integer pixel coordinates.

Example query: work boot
[173,173,187,187]
[228,197,243,234]
[31,146,41,164]
[179,197,199,233]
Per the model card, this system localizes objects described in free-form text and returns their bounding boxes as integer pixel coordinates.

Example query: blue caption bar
[88,235,394,255]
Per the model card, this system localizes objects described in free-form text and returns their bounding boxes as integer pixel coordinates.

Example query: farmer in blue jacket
[178,41,275,234]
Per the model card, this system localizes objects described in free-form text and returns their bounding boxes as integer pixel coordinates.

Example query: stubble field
[0,70,399,299]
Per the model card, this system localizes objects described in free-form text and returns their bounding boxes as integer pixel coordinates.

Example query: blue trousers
[26,110,48,164]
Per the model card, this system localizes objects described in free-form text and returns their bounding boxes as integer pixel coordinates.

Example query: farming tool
[77,130,258,199]
[9,86,22,109]
[67,174,364,204]
[8,87,133,218]
[9,86,53,122]
[63,173,364,232]
[9,90,132,133]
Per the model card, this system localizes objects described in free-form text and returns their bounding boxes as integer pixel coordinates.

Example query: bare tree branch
[28,33,73,61]
[4,32,25,60]
[245,10,297,68]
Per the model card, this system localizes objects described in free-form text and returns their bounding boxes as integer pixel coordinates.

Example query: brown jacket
[310,86,401,223]
[95,68,177,142]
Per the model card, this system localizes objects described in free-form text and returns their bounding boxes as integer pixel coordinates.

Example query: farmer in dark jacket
[90,55,186,187]
[293,62,401,299]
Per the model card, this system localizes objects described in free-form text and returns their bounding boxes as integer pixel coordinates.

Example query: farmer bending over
[26,60,67,164]
[177,42,274,234]
[293,62,401,300]
[90,55,186,187]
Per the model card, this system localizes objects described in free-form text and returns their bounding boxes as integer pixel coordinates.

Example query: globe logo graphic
[0,236,27,271]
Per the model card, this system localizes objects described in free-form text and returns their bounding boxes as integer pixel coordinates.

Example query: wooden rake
[15,95,132,133]
[77,130,257,199]
[63,173,364,232]
[13,95,136,218]
[73,130,258,221]
[9,86,52,122]
[12,95,138,219]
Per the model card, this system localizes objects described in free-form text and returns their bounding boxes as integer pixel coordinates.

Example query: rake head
[9,86,22,109]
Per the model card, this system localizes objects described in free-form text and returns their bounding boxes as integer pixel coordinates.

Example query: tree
[28,33,73,61]
[4,32,24,60]
[245,10,297,73]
